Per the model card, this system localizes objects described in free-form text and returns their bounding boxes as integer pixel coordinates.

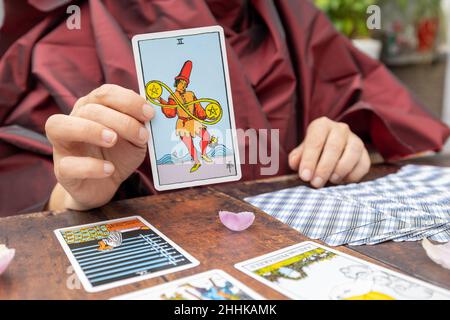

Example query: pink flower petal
[0,245,15,275]
[219,211,255,232]
[422,239,450,270]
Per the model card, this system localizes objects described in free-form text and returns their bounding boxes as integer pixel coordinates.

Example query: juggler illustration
[146,60,220,173]
[132,26,241,190]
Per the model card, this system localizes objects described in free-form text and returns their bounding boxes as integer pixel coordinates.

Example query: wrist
[48,183,93,211]
[63,192,94,211]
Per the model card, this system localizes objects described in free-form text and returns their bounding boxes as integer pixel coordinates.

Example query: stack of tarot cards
[245,165,450,246]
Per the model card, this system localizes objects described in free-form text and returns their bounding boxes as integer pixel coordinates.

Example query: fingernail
[102,129,116,144]
[139,127,149,142]
[289,151,296,160]
[104,162,114,174]
[311,176,324,188]
[300,169,312,181]
[289,152,298,168]
[290,148,299,158]
[330,173,340,183]
[290,151,299,162]
[142,104,154,120]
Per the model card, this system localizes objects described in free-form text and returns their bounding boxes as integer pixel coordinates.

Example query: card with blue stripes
[245,165,450,246]
[54,216,199,292]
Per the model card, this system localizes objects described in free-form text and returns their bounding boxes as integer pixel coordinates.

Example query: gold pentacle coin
[146,81,162,99]
[205,103,221,120]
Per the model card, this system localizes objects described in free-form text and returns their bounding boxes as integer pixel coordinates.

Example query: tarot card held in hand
[54,216,199,292]
[112,269,264,300]
[235,242,450,300]
[132,26,241,191]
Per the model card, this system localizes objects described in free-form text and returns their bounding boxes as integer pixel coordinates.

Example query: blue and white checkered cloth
[245,165,450,246]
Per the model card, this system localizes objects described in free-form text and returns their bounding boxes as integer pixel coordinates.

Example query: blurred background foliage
[314,0,376,38]
[314,0,442,39]
[313,0,450,143]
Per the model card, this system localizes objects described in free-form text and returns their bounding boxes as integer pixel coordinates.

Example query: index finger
[298,122,331,182]
[76,84,154,123]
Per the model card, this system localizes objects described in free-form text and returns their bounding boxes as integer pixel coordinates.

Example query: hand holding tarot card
[132,26,241,190]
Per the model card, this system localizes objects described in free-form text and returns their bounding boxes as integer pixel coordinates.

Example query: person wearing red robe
[0,0,449,215]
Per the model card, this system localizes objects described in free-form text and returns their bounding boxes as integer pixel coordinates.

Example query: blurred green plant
[315,0,442,39]
[314,0,376,38]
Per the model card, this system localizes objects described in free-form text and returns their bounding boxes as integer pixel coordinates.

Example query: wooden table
[1,155,450,299]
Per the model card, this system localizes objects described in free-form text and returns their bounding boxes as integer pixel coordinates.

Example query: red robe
[0,0,449,216]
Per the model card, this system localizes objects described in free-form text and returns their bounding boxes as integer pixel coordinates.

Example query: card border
[111,269,265,300]
[131,26,242,191]
[234,241,450,300]
[54,216,200,293]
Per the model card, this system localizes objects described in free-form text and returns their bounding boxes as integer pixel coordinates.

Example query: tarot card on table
[235,241,450,300]
[54,216,199,292]
[112,269,264,300]
[132,26,241,190]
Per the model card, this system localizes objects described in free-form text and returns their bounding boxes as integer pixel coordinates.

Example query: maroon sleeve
[275,0,450,161]
[160,97,177,118]
[193,95,206,120]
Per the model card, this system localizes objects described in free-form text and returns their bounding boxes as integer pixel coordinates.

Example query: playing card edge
[131,25,224,43]
[152,172,242,191]
[131,36,161,192]
[53,228,95,293]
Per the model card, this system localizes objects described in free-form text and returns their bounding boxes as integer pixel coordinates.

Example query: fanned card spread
[245,165,450,246]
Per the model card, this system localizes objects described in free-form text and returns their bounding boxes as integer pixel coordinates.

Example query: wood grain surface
[0,155,449,299]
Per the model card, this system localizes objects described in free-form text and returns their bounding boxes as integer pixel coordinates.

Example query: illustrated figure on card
[133,26,241,191]
[112,269,263,300]
[157,60,218,173]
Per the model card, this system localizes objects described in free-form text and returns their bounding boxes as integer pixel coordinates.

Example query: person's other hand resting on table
[288,117,370,189]
[45,84,369,211]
